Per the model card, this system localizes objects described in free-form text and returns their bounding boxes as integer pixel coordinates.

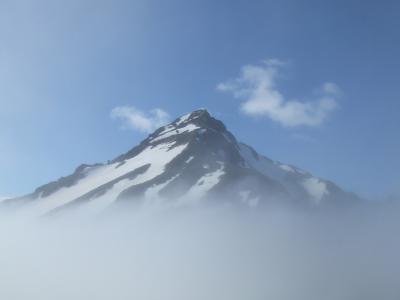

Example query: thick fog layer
[0,201,399,300]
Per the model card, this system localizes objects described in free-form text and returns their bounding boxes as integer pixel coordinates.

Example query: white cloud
[217,60,339,127]
[321,82,341,95]
[111,106,170,133]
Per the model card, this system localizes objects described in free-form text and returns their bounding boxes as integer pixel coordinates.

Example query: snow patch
[176,113,191,125]
[157,124,175,136]
[142,175,179,207]
[239,144,286,180]
[145,176,177,200]
[180,165,225,204]
[279,164,296,173]
[84,178,133,214]
[185,156,194,163]
[151,124,200,143]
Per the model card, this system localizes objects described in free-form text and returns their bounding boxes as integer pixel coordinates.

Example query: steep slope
[4,109,358,216]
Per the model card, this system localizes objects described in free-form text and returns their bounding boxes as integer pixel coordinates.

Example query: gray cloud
[0,204,399,300]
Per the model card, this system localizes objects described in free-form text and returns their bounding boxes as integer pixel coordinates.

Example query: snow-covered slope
[4,109,359,216]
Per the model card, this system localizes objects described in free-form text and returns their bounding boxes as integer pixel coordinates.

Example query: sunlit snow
[24,142,188,216]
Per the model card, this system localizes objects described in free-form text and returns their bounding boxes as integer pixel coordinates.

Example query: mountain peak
[172,109,215,127]
[4,108,360,216]
[182,108,210,119]
[180,109,225,130]
[144,109,228,143]
[112,109,232,163]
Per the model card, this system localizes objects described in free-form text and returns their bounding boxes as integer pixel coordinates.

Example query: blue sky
[0,0,399,199]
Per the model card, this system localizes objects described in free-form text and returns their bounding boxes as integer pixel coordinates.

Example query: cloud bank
[111,106,170,133]
[217,60,339,127]
[0,204,399,300]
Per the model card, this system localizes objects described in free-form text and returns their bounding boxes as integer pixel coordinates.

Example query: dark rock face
[3,109,360,216]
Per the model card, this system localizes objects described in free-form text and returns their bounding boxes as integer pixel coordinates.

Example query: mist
[0,200,399,300]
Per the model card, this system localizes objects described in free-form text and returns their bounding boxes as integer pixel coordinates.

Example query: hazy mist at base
[0,200,399,300]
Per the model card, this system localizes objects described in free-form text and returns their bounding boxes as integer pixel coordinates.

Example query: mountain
[4,109,359,216]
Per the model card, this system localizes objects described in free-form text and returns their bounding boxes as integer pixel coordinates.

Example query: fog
[0,201,399,300]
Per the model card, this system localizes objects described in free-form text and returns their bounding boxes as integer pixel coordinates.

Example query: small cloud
[111,106,170,133]
[320,82,341,95]
[262,58,288,67]
[217,60,339,127]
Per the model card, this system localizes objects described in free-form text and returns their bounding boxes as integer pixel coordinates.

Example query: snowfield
[24,142,188,216]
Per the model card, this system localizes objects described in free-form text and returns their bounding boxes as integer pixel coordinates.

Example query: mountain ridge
[3,109,359,216]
